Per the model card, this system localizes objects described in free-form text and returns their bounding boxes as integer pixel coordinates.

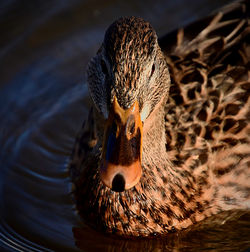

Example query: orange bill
[100,96,143,192]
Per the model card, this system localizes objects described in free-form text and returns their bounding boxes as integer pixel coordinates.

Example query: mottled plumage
[69,1,250,237]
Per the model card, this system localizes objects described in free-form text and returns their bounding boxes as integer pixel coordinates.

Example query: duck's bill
[100,97,143,192]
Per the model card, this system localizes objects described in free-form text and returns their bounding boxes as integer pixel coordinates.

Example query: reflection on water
[0,0,249,251]
[73,211,250,252]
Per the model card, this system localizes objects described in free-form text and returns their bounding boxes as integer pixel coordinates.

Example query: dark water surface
[1,0,249,251]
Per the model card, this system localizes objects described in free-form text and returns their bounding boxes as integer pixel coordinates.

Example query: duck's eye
[126,115,136,137]
[150,63,155,78]
[101,59,108,75]
[129,121,135,135]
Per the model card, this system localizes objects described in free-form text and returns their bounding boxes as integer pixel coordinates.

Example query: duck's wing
[159,0,250,65]
[159,0,250,110]
[160,0,249,137]
[161,0,250,208]
[160,0,249,92]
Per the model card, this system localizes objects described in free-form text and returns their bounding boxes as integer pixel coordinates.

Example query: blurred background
[2,1,249,252]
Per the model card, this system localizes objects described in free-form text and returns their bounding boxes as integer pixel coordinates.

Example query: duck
[69,0,250,237]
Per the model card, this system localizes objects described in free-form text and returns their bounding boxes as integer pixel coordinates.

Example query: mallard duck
[69,0,250,237]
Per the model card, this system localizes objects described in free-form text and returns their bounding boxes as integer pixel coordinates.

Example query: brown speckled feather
[162,0,250,209]
[69,1,250,237]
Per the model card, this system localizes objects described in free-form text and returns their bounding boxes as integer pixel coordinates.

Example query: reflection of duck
[72,211,250,250]
[69,1,250,236]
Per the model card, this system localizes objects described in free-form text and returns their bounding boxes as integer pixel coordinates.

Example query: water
[0,0,249,251]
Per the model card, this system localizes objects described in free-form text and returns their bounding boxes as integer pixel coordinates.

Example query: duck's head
[87,17,170,192]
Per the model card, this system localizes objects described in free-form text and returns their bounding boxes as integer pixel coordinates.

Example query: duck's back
[160,0,250,209]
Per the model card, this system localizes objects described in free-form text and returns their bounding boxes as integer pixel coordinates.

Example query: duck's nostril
[112,173,125,192]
